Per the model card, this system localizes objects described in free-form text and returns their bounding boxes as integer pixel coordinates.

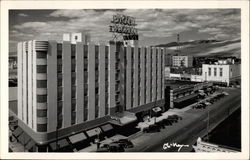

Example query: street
[126,88,241,152]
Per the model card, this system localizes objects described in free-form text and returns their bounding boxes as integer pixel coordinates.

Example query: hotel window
[37,95,47,103]
[37,124,47,132]
[208,67,211,76]
[57,114,63,129]
[71,45,76,59]
[37,52,47,59]
[84,45,88,59]
[220,68,223,77]
[37,65,47,73]
[95,95,99,118]
[84,99,88,121]
[37,109,47,117]
[37,80,47,88]
[214,68,217,76]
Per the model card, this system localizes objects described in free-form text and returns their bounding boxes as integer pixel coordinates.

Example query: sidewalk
[78,134,127,152]
[136,91,222,130]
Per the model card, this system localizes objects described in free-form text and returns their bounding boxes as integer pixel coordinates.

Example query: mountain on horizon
[155,39,241,58]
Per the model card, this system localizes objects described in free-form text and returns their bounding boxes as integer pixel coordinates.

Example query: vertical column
[118,43,125,112]
[109,42,116,114]
[17,43,23,120]
[32,41,37,131]
[27,41,33,127]
[157,48,162,100]
[62,41,71,127]
[76,42,84,123]
[88,44,95,120]
[146,47,151,103]
[140,47,145,105]
[152,47,157,101]
[162,48,166,99]
[133,45,139,107]
[47,41,57,131]
[22,42,27,124]
[99,44,106,117]
[125,46,132,110]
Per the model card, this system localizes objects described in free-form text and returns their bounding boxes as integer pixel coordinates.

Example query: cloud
[18,13,28,17]
[10,9,241,49]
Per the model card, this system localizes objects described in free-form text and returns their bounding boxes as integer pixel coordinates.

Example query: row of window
[208,67,223,77]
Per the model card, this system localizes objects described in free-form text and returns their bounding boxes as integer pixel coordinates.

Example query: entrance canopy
[49,139,69,151]
[152,107,162,113]
[68,132,87,144]
[86,127,102,137]
[100,124,113,132]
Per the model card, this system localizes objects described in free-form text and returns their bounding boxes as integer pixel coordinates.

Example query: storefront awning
[68,132,87,144]
[25,139,36,150]
[174,93,198,103]
[152,107,162,113]
[49,139,69,151]
[100,124,113,132]
[17,132,30,145]
[86,127,102,137]
[13,127,23,137]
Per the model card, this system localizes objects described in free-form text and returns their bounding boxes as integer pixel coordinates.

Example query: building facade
[202,62,241,86]
[172,55,193,67]
[17,39,165,151]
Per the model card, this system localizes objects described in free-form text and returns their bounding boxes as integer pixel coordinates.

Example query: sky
[9,9,240,52]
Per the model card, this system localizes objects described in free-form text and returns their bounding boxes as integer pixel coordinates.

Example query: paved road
[126,88,241,152]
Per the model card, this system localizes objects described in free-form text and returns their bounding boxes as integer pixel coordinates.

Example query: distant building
[202,60,241,86]
[16,38,165,151]
[165,54,172,66]
[172,55,193,67]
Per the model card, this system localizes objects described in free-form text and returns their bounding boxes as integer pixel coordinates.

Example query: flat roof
[165,80,199,89]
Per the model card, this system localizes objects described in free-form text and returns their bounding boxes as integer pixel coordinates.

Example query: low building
[202,60,241,86]
[172,55,193,67]
[164,81,213,109]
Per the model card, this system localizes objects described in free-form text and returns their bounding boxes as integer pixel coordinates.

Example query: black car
[113,139,134,148]
[167,116,178,123]
[162,118,172,126]
[143,124,160,133]
[97,144,110,152]
[97,143,125,152]
[171,114,183,120]
[155,121,165,129]
[109,143,125,152]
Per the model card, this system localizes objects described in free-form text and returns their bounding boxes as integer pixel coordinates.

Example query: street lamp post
[207,108,210,142]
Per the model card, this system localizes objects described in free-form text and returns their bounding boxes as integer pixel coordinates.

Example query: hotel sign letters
[109,14,138,40]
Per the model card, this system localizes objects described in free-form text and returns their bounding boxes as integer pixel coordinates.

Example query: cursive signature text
[163,142,189,152]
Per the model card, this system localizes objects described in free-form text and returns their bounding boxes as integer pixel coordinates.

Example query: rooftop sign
[109,14,138,40]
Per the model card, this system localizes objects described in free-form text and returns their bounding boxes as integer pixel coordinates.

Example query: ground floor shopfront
[10,99,165,152]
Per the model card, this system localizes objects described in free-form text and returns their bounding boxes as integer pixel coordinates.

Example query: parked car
[193,103,206,109]
[222,92,229,96]
[162,118,172,126]
[155,120,165,129]
[97,144,110,152]
[143,124,160,133]
[97,143,125,152]
[204,101,212,106]
[112,139,134,148]
[171,114,183,120]
[167,115,178,122]
[109,143,125,152]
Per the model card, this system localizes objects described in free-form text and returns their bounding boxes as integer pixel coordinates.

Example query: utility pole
[207,108,210,142]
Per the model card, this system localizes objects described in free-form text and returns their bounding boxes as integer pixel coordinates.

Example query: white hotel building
[16,34,165,151]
